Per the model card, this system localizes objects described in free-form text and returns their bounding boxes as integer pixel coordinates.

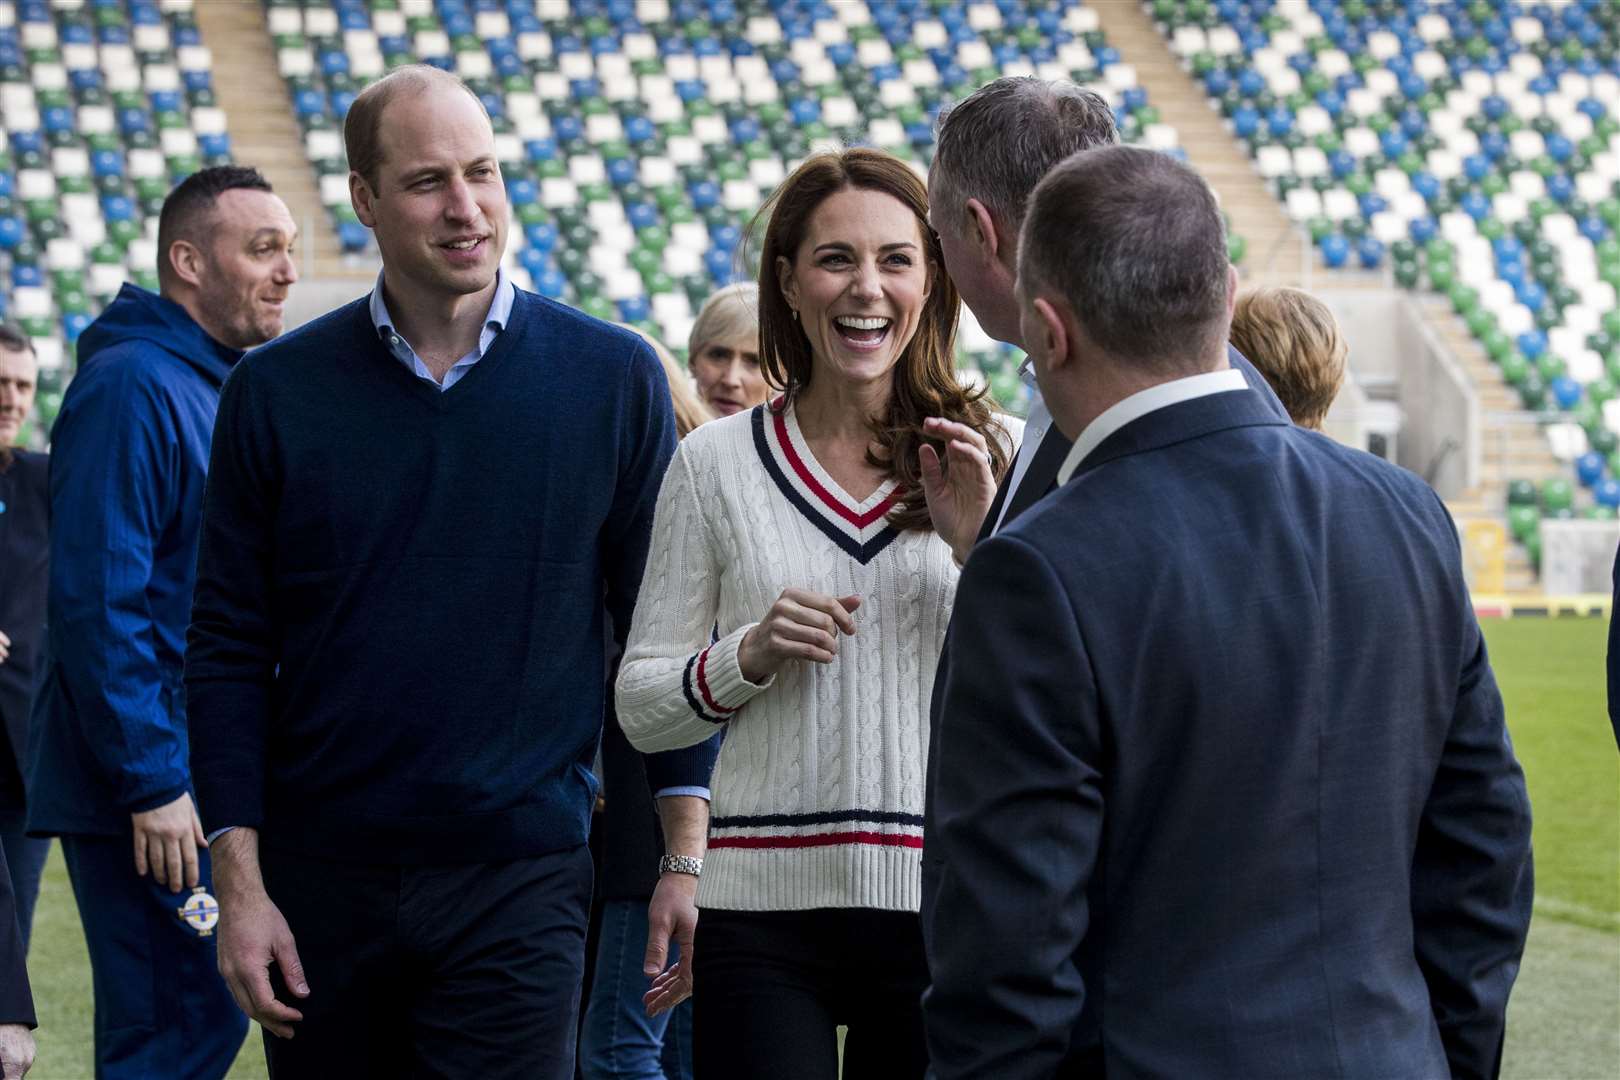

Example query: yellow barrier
[1462,521,1506,596]
[1471,594,1613,619]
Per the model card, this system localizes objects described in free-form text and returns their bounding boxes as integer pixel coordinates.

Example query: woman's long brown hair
[750,148,1008,533]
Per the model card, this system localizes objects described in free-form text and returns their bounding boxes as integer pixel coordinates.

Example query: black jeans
[261,843,593,1080]
[692,908,929,1080]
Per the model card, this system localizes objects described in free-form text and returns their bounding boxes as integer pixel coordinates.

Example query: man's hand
[642,870,698,1017]
[130,792,206,894]
[644,793,708,1018]
[0,629,10,666]
[212,829,309,1039]
[0,1023,34,1078]
[919,416,998,565]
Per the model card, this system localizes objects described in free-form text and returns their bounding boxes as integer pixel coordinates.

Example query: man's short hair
[1229,287,1348,430]
[0,323,35,357]
[155,165,274,287]
[344,64,490,194]
[1019,146,1231,373]
[931,76,1118,234]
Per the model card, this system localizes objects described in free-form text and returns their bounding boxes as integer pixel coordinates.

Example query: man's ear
[965,197,1000,263]
[776,254,798,313]
[1224,263,1239,319]
[166,239,206,289]
[350,171,378,228]
[1033,295,1071,373]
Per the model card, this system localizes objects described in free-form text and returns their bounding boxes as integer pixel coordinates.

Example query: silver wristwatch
[658,854,703,877]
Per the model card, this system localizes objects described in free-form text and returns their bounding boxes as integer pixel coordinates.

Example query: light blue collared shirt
[369,268,516,391]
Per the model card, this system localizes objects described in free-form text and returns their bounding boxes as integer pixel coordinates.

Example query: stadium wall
[1318,290,1481,499]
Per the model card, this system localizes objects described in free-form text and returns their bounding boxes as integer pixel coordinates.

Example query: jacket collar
[77,284,245,387]
[1066,388,1291,484]
[1057,368,1248,485]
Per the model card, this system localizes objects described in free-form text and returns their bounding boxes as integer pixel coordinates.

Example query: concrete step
[1089,2,1307,287]
[193,0,352,280]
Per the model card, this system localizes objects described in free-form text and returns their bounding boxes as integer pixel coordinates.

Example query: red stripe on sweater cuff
[695,646,738,716]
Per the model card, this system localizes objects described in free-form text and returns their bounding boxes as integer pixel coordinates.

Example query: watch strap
[658,854,703,877]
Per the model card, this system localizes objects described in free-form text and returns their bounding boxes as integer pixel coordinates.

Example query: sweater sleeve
[601,336,677,658]
[184,361,278,835]
[643,737,719,797]
[599,338,722,790]
[47,353,190,813]
[616,440,772,753]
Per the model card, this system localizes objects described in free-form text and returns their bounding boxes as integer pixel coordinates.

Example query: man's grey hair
[1018,146,1231,374]
[931,76,1119,235]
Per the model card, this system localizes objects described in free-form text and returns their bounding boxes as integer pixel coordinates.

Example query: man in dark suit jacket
[0,327,49,954]
[922,146,1535,1079]
[918,77,1290,940]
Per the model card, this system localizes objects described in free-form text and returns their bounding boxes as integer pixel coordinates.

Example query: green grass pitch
[16,618,1619,1077]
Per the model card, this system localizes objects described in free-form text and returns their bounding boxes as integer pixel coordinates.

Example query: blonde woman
[1228,286,1348,431]
[687,284,769,417]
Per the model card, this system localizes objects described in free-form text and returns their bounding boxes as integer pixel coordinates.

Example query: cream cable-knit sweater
[617,400,1014,913]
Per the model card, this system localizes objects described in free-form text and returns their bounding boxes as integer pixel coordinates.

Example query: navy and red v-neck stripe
[751,400,903,565]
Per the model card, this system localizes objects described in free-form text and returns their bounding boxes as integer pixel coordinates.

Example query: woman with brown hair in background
[580,326,715,1080]
[615,148,1015,1079]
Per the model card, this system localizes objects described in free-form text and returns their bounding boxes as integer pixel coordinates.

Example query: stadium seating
[1151,0,1620,565]
[0,0,224,429]
[264,0,1239,410]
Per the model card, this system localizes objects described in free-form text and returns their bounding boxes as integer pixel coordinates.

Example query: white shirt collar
[1056,368,1249,486]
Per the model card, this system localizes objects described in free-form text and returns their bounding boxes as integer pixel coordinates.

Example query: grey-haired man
[916,76,1291,991]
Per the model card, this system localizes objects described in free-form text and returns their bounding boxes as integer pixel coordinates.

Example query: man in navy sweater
[187,66,713,1076]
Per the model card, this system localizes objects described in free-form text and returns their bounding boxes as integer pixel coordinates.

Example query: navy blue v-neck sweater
[186,289,693,863]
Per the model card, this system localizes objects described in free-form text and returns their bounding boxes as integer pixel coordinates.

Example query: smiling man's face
[354,82,508,305]
[192,187,299,350]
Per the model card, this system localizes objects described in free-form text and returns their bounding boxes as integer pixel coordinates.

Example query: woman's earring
[791,309,799,321]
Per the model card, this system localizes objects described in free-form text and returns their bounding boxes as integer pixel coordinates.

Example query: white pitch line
[1534,896,1620,931]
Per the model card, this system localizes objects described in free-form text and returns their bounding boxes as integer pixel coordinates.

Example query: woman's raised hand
[737,588,862,684]
[919,416,998,566]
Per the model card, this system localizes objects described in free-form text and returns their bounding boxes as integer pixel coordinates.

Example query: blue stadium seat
[338,221,371,253]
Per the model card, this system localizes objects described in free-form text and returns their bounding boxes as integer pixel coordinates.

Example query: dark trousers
[60,834,248,1080]
[692,908,929,1080]
[0,804,48,949]
[260,843,594,1080]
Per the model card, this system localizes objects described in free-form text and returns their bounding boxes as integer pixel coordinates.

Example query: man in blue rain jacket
[27,166,297,1080]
